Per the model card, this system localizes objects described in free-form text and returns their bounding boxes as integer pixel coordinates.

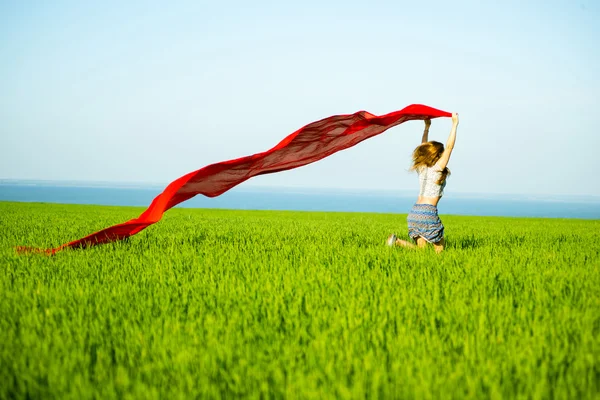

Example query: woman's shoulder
[416,164,441,174]
[431,161,444,172]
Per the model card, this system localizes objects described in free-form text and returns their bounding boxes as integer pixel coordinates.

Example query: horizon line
[1,178,600,203]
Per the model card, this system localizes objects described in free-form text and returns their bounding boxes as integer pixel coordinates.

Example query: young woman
[387,112,459,253]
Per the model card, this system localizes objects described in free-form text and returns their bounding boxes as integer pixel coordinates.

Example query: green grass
[1,201,599,399]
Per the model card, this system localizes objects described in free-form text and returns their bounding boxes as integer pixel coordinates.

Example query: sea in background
[1,180,599,219]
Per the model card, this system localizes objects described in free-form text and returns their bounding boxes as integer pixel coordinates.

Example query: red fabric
[17,104,451,255]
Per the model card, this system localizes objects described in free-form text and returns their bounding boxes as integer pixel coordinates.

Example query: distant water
[1,182,599,219]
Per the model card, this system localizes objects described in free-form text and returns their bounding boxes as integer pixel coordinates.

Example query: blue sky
[1,0,599,196]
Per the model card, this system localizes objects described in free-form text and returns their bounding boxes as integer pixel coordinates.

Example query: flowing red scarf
[17,104,451,254]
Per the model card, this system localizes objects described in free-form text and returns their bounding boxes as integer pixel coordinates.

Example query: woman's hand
[452,113,459,125]
[421,119,431,143]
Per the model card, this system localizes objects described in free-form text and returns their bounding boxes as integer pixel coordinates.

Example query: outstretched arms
[435,113,459,170]
[421,119,431,143]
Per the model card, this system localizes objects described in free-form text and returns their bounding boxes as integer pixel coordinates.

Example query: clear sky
[1,0,599,196]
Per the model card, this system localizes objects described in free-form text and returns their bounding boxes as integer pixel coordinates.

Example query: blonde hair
[410,141,450,185]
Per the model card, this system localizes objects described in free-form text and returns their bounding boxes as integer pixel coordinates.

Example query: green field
[1,201,599,399]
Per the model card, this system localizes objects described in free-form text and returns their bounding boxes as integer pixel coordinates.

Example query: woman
[387,112,459,253]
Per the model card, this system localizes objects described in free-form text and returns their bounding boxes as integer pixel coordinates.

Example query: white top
[417,164,446,198]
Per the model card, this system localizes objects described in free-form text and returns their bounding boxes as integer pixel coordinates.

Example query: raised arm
[421,119,431,143]
[435,113,459,170]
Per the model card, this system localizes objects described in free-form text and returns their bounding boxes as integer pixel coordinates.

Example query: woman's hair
[410,141,450,185]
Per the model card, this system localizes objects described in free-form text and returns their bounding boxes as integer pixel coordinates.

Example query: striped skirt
[407,204,444,243]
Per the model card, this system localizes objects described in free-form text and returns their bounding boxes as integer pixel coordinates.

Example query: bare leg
[433,237,445,253]
[395,239,416,248]
[416,237,428,249]
[395,237,427,249]
[392,236,444,252]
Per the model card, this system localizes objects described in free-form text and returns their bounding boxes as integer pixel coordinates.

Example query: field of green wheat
[1,201,599,399]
